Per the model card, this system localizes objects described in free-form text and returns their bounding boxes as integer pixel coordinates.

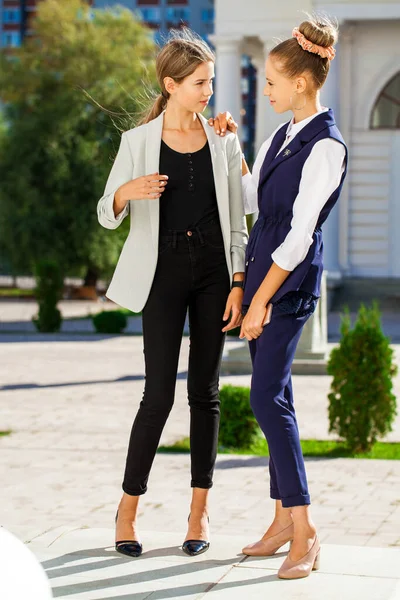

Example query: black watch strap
[232,281,244,290]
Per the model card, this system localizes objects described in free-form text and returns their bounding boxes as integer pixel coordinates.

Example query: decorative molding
[208,34,243,51]
[362,56,400,131]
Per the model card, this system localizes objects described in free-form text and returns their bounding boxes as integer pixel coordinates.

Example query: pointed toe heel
[312,550,320,571]
[115,541,143,558]
[182,540,210,556]
[182,513,210,557]
[115,510,143,558]
[278,536,320,579]
[242,523,294,557]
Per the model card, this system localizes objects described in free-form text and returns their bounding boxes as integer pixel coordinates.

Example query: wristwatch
[231,281,244,290]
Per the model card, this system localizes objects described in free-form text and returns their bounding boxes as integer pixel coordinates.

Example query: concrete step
[25,526,400,600]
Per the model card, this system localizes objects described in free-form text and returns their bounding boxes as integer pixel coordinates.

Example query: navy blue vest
[243,109,348,307]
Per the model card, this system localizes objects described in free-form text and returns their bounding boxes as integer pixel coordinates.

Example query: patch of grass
[0,288,34,297]
[158,437,400,460]
[0,430,12,437]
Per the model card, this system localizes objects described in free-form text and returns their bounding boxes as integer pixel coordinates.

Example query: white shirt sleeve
[242,124,285,215]
[271,139,346,272]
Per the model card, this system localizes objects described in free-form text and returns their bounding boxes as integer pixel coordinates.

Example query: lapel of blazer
[145,111,164,250]
[197,113,229,229]
[259,109,337,188]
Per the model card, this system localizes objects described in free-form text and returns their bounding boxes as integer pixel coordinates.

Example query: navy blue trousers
[247,292,317,508]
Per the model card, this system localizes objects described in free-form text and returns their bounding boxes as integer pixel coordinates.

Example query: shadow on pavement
[0,370,188,392]
[41,546,268,599]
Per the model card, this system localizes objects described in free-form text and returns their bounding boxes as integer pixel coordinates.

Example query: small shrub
[327,303,398,453]
[92,310,127,334]
[219,385,260,449]
[33,259,63,333]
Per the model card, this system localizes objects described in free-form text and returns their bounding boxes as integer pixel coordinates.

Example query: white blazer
[97,111,248,313]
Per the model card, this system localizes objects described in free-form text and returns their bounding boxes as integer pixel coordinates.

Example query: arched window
[370,72,400,129]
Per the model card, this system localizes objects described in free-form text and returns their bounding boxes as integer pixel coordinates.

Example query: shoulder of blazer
[125,113,163,139]
[213,130,240,164]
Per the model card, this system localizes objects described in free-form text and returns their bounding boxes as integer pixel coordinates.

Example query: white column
[338,24,355,275]
[321,41,342,294]
[213,36,243,135]
[252,40,283,155]
[253,55,268,154]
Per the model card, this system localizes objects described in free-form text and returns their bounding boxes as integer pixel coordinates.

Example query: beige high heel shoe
[278,536,320,579]
[242,523,294,556]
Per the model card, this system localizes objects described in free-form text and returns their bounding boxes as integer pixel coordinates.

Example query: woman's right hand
[115,173,168,206]
[208,112,238,136]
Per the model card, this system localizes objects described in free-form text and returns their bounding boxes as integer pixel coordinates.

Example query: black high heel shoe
[182,513,210,557]
[115,510,143,558]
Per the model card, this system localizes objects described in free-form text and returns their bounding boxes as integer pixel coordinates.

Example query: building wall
[93,0,214,40]
[213,0,400,282]
[345,20,400,277]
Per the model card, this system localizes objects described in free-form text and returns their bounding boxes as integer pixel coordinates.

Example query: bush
[33,259,63,332]
[219,385,260,449]
[92,310,127,334]
[327,303,398,453]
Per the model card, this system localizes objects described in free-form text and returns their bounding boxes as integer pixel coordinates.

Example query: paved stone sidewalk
[24,527,400,599]
[1,335,400,555]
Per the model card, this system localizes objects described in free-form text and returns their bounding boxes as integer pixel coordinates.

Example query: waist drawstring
[246,216,266,264]
[246,215,322,264]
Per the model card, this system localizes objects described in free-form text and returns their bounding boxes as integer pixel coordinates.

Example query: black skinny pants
[122,215,230,496]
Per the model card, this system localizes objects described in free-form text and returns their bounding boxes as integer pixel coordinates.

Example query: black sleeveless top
[159,139,218,230]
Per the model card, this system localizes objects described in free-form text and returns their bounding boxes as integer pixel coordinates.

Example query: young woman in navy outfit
[209,16,348,578]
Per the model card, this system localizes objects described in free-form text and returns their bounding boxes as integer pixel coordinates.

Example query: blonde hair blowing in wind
[139,28,215,125]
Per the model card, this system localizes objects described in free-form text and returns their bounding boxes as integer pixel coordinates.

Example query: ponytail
[138,93,168,126]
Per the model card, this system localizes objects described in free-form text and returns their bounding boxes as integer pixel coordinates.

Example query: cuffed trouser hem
[191,481,213,489]
[122,483,147,497]
[270,487,280,500]
[281,493,311,508]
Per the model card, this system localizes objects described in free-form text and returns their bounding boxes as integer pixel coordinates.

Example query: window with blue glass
[140,8,161,23]
[3,8,21,24]
[2,31,22,47]
[166,7,190,22]
[201,9,214,23]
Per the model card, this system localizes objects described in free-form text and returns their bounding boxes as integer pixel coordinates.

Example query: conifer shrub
[327,303,397,453]
[219,385,260,449]
[92,310,127,334]
[33,259,63,332]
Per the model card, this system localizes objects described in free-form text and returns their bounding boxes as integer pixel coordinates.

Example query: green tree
[0,0,156,283]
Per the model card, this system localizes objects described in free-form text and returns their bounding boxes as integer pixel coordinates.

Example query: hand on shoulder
[208,112,238,136]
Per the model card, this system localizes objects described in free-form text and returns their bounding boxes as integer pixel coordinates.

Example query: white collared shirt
[242,108,346,272]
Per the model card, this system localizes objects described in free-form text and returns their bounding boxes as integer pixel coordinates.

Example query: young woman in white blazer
[97,29,248,558]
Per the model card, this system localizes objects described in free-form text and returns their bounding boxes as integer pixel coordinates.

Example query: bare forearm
[113,187,129,218]
[233,271,244,282]
[252,262,291,307]
[242,157,249,177]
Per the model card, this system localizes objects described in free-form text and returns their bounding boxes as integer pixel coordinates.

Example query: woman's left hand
[222,288,243,332]
[239,300,266,340]
[208,112,238,136]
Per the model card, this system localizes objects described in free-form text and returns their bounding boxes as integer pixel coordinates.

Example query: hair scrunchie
[292,27,336,60]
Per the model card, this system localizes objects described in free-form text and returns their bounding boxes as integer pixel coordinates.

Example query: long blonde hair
[139,28,215,125]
